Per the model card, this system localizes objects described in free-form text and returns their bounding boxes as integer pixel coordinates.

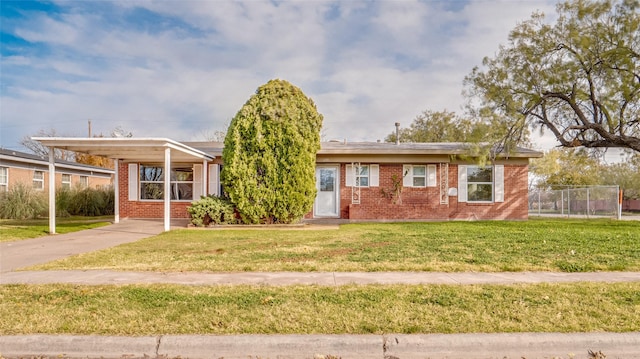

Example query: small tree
[221,79,323,224]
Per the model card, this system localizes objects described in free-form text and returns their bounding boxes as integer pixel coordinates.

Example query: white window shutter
[494,164,504,202]
[370,164,379,187]
[345,164,354,187]
[208,164,220,196]
[427,164,437,187]
[402,165,412,187]
[457,165,467,202]
[128,163,138,201]
[193,164,203,199]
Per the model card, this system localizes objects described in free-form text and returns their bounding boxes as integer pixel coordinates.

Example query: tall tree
[530,148,602,189]
[465,0,640,152]
[221,79,323,224]
[385,110,495,143]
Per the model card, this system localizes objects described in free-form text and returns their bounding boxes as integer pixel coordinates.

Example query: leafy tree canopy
[385,110,497,143]
[530,148,640,198]
[465,0,640,152]
[221,79,323,224]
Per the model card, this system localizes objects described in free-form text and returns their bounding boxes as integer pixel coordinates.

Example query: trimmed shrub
[187,196,237,226]
[221,79,323,224]
[0,183,47,220]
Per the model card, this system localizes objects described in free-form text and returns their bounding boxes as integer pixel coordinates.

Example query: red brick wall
[342,163,529,221]
[118,161,530,221]
[118,162,191,219]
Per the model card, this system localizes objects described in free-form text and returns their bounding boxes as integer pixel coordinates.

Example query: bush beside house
[219,79,323,224]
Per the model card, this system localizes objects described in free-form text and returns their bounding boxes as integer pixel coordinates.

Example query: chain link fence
[529,185,620,218]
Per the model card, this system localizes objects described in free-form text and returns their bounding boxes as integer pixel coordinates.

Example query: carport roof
[32,137,215,162]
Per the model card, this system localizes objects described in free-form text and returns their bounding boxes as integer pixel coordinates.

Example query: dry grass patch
[28,219,640,273]
[1,282,639,335]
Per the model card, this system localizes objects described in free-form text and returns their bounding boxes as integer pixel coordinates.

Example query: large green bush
[0,183,47,220]
[221,79,323,224]
[187,196,237,226]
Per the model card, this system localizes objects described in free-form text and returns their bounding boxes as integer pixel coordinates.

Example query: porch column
[164,147,171,232]
[202,159,208,196]
[48,147,56,234]
[114,159,120,224]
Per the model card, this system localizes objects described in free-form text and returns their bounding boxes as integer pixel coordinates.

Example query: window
[33,171,44,190]
[346,164,379,187]
[467,166,493,202]
[139,165,193,201]
[80,176,88,188]
[355,165,369,187]
[403,164,436,187]
[61,174,71,189]
[0,167,7,192]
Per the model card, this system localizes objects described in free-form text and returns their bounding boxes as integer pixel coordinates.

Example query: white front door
[314,165,340,217]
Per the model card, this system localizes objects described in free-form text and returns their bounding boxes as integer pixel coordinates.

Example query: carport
[32,137,214,233]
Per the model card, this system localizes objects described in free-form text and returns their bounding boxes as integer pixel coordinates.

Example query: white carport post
[202,159,208,196]
[48,147,56,234]
[163,147,171,232]
[114,159,120,224]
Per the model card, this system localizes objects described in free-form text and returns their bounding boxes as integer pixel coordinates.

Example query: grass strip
[30,219,640,272]
[1,282,639,335]
[0,217,112,242]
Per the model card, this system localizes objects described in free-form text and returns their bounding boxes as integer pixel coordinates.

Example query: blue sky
[1,0,561,152]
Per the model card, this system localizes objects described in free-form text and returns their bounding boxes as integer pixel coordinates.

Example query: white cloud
[1,0,561,152]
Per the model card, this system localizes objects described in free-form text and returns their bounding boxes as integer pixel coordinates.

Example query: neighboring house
[0,148,113,192]
[33,137,542,232]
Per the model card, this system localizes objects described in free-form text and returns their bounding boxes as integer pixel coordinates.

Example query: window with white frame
[345,164,379,187]
[403,164,437,187]
[0,167,7,192]
[61,174,71,189]
[139,165,194,201]
[355,165,369,187]
[466,166,493,202]
[33,171,44,190]
[80,176,88,188]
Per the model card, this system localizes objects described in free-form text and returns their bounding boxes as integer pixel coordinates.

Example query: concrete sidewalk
[2,269,640,286]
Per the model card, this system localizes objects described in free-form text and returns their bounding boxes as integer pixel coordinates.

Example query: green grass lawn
[30,218,640,272]
[0,216,113,242]
[1,282,638,335]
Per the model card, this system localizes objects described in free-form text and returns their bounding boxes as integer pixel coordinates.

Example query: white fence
[529,185,621,219]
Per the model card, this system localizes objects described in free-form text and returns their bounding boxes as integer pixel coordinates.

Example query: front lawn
[29,218,640,272]
[0,216,113,242]
[1,282,638,335]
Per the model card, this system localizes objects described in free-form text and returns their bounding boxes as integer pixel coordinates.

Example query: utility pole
[88,119,92,137]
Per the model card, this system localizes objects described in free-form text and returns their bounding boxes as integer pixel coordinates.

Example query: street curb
[2,332,640,359]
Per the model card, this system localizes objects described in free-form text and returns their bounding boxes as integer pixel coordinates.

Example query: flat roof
[32,137,215,163]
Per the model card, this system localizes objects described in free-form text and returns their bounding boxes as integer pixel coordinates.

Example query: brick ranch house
[33,137,542,232]
[0,148,113,192]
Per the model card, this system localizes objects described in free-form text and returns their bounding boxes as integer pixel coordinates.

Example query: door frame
[313,164,340,218]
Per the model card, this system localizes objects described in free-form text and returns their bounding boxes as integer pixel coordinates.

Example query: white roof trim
[32,137,215,162]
